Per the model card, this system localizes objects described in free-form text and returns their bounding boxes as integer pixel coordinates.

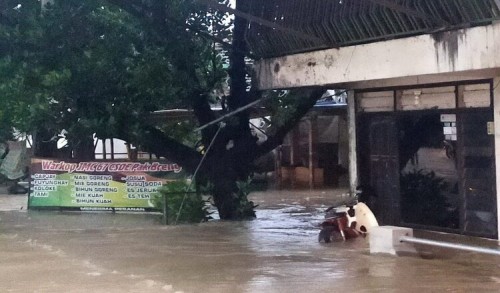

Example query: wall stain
[324,54,335,67]
[256,59,276,90]
[432,30,465,70]
[274,62,280,73]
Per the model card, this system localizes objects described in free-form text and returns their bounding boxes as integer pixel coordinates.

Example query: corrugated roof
[245,0,500,58]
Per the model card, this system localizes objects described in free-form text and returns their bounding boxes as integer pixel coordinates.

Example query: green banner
[29,158,185,211]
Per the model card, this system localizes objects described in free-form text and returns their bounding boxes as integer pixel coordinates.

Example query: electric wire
[174,122,224,224]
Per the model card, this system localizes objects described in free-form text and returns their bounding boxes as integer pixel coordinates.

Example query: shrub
[235,177,258,218]
[400,169,455,227]
[153,180,212,224]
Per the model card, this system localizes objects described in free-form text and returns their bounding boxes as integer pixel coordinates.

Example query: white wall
[255,23,500,90]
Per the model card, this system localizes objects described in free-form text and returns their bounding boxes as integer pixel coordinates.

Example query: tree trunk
[212,175,239,219]
[228,0,251,137]
[32,128,57,158]
[206,0,256,220]
[72,136,95,161]
[207,154,255,220]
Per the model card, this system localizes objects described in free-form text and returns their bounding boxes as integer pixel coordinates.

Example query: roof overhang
[245,0,500,59]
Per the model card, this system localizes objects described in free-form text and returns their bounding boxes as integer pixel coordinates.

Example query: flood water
[1,189,500,292]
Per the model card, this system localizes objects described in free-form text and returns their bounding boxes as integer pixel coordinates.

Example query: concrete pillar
[308,115,318,190]
[290,127,299,188]
[370,226,417,255]
[102,139,107,159]
[110,139,115,160]
[275,146,283,189]
[347,90,358,196]
[338,113,349,168]
[494,78,500,240]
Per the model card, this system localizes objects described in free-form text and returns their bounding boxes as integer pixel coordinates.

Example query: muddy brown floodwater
[1,189,500,292]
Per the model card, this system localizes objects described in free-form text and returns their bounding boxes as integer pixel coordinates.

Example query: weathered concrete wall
[255,23,500,90]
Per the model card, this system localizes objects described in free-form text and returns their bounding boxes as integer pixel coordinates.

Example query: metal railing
[400,236,500,256]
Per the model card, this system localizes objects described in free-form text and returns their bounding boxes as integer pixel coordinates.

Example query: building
[276,92,349,189]
[247,0,500,238]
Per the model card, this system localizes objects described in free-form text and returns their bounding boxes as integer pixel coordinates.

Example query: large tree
[0,0,324,219]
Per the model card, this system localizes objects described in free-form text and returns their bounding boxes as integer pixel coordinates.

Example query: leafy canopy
[0,0,229,146]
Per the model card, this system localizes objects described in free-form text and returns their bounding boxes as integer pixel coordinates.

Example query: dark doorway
[368,116,400,225]
[458,110,497,237]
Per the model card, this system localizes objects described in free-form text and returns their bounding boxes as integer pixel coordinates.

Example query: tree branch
[191,94,220,146]
[138,126,202,173]
[253,88,325,157]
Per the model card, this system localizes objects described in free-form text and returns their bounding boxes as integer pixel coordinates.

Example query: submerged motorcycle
[318,195,379,243]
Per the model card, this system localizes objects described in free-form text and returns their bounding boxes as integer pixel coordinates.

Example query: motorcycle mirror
[347,207,355,217]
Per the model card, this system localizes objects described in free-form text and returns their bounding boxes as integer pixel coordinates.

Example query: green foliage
[235,177,257,218]
[400,169,456,228]
[158,120,199,147]
[0,0,229,147]
[153,180,212,224]
[261,90,317,135]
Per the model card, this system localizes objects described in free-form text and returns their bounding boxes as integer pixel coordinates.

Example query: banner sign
[28,158,185,211]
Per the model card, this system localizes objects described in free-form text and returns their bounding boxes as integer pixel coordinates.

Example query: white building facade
[253,19,500,238]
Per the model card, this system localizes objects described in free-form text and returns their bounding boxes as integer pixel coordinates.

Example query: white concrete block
[370,226,417,256]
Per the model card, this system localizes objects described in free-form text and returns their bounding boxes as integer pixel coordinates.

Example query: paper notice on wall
[443,127,457,135]
[440,114,456,122]
[445,134,457,141]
